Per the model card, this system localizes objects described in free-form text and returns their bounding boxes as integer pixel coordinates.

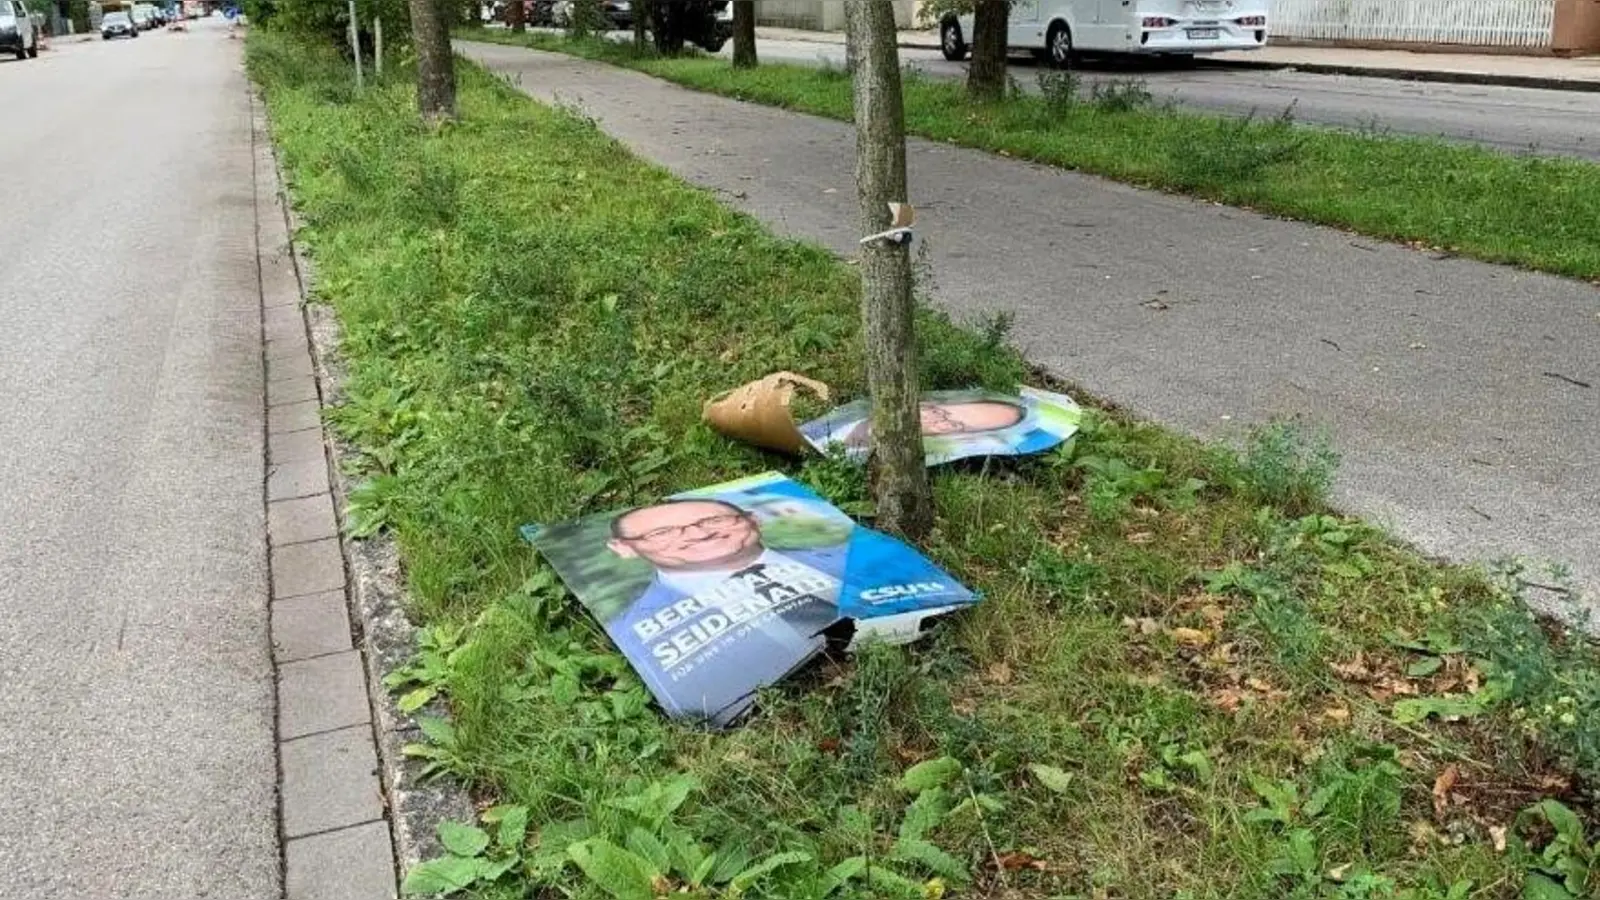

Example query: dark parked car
[101,9,138,36]
[0,0,40,59]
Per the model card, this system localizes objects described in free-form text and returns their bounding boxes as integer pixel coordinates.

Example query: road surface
[0,20,278,899]
[724,36,1600,159]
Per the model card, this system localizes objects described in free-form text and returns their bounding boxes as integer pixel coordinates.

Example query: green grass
[250,31,1600,900]
[462,27,1600,283]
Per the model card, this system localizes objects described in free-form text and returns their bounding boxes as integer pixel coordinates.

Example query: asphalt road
[730,38,1600,159]
[0,21,278,900]
[464,40,1600,613]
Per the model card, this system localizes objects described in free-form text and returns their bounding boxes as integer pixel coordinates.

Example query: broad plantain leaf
[438,822,490,858]
[567,838,658,900]
[1027,764,1074,794]
[1392,696,1484,724]
[900,757,963,793]
[891,838,969,882]
[729,850,813,890]
[401,855,485,896]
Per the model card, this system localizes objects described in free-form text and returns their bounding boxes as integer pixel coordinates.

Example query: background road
[0,20,278,899]
[729,36,1600,159]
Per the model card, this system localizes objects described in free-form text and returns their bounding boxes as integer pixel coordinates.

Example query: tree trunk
[409,0,457,125]
[632,0,648,50]
[507,0,524,31]
[845,0,933,540]
[731,0,756,68]
[967,0,1007,102]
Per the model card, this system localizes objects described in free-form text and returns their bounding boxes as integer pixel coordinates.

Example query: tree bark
[968,0,1007,102]
[845,0,933,540]
[731,0,756,67]
[507,0,523,31]
[409,0,457,125]
[632,0,648,50]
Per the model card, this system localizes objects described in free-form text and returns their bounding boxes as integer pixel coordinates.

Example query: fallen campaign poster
[798,386,1082,467]
[525,472,977,727]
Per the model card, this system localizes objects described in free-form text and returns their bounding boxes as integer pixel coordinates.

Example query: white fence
[1269,0,1557,47]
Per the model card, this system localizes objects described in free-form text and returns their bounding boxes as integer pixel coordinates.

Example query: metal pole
[374,16,382,78]
[348,0,363,91]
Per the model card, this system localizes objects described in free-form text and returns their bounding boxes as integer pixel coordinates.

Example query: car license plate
[1187,27,1220,38]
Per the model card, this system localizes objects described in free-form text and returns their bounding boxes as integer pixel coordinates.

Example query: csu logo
[860,582,948,603]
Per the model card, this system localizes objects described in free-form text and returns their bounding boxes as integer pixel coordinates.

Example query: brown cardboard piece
[703,372,831,455]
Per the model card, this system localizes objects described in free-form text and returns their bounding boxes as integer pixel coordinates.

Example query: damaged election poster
[798,385,1083,467]
[524,472,977,727]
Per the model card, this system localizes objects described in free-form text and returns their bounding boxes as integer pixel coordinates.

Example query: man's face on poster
[608,500,763,571]
[918,400,1025,436]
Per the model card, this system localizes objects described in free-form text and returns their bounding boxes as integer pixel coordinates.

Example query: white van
[940,0,1268,67]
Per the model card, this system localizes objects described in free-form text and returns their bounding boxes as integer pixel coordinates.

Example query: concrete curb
[257,94,476,891]
[1191,57,1600,93]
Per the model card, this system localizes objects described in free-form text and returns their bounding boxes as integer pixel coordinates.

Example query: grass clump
[463,27,1600,281]
[255,30,1600,900]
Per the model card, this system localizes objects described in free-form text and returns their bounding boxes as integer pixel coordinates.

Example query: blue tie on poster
[523,472,978,727]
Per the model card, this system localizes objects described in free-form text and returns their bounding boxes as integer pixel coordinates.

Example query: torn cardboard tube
[703,372,831,455]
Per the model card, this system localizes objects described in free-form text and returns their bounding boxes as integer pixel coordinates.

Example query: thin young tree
[844,0,933,539]
[731,0,755,68]
[409,0,457,124]
[967,0,1007,101]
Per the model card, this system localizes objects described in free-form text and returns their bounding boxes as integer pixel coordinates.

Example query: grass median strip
[252,31,1600,900]
[462,28,1600,283]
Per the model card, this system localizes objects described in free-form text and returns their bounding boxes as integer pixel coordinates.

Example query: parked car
[101,9,139,36]
[0,0,40,60]
[529,0,555,25]
[551,0,631,30]
[939,0,1267,68]
[131,4,157,28]
[650,0,728,52]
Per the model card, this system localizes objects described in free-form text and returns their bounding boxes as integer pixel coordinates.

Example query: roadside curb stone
[253,88,401,898]
[256,87,476,885]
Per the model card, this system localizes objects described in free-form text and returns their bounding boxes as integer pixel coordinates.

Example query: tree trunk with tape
[968,0,1008,101]
[846,0,933,539]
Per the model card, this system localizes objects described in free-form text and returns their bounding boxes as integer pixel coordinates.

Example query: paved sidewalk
[461,40,1600,610]
[754,25,1600,90]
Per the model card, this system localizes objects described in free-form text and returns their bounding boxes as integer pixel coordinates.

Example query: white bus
[940,0,1269,66]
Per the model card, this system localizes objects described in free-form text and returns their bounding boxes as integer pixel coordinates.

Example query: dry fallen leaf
[995,851,1048,872]
[1332,655,1372,681]
[1209,688,1246,712]
[1127,531,1155,545]
[1489,825,1508,853]
[1122,616,1160,635]
[1320,705,1351,723]
[985,662,1014,685]
[1432,764,1460,819]
[1198,604,1228,628]
[1170,627,1213,648]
